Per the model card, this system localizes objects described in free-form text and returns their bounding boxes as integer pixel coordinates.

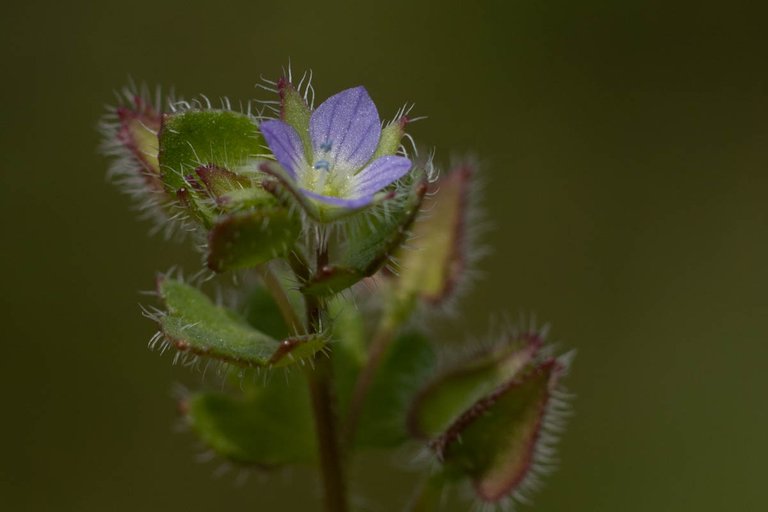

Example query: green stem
[306,357,348,512]
[304,256,349,512]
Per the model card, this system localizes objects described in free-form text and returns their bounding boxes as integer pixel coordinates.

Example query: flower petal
[260,120,307,179]
[353,155,412,197]
[309,86,381,170]
[300,189,373,209]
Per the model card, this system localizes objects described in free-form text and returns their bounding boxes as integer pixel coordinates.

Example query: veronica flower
[260,86,412,210]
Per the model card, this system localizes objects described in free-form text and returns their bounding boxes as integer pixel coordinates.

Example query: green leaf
[158,109,263,190]
[157,278,324,367]
[433,359,564,503]
[353,331,436,448]
[185,373,316,466]
[207,207,300,272]
[407,332,542,439]
[396,162,475,307]
[301,175,428,296]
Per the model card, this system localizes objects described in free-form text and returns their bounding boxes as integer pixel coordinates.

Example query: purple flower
[260,87,412,209]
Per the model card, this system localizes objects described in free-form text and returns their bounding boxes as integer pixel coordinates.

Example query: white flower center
[300,139,356,198]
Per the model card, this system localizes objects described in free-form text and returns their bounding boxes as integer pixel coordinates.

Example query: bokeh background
[2,1,766,510]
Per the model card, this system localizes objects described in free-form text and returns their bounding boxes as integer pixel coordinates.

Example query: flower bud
[408,324,572,507]
[99,85,166,221]
[391,158,484,317]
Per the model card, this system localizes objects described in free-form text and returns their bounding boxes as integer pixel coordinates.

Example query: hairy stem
[303,247,348,512]
[306,357,348,512]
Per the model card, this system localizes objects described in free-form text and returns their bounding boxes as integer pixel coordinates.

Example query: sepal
[300,174,428,296]
[372,116,408,160]
[277,77,312,159]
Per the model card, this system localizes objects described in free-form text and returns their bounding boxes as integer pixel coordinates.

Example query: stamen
[320,141,332,152]
[314,160,331,171]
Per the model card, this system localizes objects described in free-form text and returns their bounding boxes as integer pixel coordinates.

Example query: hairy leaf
[207,207,300,272]
[396,162,475,308]
[157,278,323,367]
[408,332,542,439]
[158,109,263,189]
[433,360,564,503]
[116,96,162,180]
[185,373,316,466]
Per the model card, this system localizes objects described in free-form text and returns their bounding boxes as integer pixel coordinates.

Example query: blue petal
[300,189,373,209]
[309,86,381,171]
[260,120,306,179]
[353,155,412,197]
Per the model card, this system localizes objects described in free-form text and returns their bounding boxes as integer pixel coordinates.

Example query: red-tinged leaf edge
[393,158,483,314]
[151,275,325,368]
[431,357,570,504]
[116,98,162,185]
[406,329,544,440]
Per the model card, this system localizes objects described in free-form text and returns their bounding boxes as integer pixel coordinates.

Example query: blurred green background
[2,0,766,510]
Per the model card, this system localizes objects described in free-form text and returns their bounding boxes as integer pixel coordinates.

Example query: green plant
[99,69,573,511]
